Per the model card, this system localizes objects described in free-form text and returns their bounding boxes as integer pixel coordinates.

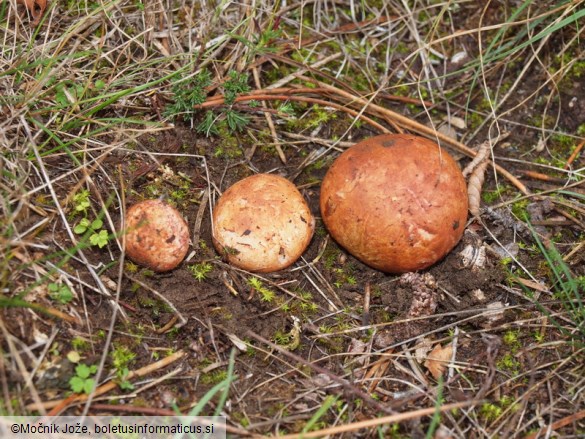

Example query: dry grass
[1,0,585,437]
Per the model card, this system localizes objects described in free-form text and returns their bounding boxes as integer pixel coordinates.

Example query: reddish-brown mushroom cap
[212,174,315,273]
[320,134,468,273]
[124,199,190,272]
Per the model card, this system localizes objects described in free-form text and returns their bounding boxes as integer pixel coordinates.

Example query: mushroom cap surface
[124,199,190,272]
[212,174,315,273]
[320,134,468,273]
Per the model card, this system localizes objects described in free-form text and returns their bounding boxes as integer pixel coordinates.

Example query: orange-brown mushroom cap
[320,134,468,273]
[212,174,315,273]
[124,199,190,272]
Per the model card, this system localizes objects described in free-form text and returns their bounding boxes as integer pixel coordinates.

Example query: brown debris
[16,0,47,26]
[424,343,454,380]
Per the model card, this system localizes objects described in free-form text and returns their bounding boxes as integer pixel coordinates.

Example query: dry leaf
[480,301,507,329]
[442,115,466,130]
[424,343,453,380]
[414,337,434,363]
[16,0,48,26]
[226,333,248,352]
[437,123,458,141]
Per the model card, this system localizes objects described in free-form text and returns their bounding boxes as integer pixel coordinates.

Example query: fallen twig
[26,351,186,412]
[524,409,585,439]
[564,138,585,169]
[273,401,476,439]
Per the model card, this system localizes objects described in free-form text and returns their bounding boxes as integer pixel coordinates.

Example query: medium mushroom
[320,133,468,273]
[124,199,190,272]
[212,174,315,273]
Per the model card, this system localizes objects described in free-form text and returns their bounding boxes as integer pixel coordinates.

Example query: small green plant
[229,24,283,59]
[479,395,519,422]
[72,189,91,214]
[48,282,73,304]
[248,277,275,302]
[74,218,109,248]
[165,70,212,121]
[223,71,250,105]
[273,329,292,346]
[224,109,249,132]
[71,336,90,352]
[189,262,213,281]
[496,353,521,375]
[502,329,521,352]
[200,369,228,385]
[111,345,136,391]
[300,395,338,435]
[166,69,251,135]
[332,266,357,288]
[511,199,530,220]
[480,402,503,422]
[200,71,250,135]
[517,223,585,345]
[124,261,139,273]
[533,330,545,343]
[69,363,97,394]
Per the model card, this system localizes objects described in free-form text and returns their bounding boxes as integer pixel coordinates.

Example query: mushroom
[124,199,190,272]
[320,134,468,273]
[212,174,315,273]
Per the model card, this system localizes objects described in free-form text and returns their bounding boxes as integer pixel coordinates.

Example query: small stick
[362,282,371,328]
[564,138,585,169]
[518,170,565,183]
[523,407,585,438]
[195,94,390,134]
[449,327,459,379]
[252,66,287,163]
[192,188,209,250]
[273,401,475,439]
[156,315,179,334]
[28,351,186,412]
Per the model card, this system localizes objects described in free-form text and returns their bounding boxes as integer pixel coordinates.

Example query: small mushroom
[320,134,468,273]
[212,174,315,273]
[124,199,190,272]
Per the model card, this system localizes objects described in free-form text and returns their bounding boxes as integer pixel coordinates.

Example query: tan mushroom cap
[212,174,315,273]
[320,134,468,273]
[124,199,190,272]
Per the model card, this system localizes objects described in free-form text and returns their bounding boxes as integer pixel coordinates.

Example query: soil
[2,4,584,437]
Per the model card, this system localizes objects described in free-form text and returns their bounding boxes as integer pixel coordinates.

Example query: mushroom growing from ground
[320,133,468,273]
[212,174,315,273]
[124,199,190,272]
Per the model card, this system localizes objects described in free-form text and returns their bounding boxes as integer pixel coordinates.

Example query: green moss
[480,402,502,421]
[496,353,521,375]
[468,111,484,130]
[480,395,519,422]
[511,199,529,220]
[212,124,243,158]
[502,329,521,352]
[482,184,510,204]
[71,337,90,352]
[200,369,228,385]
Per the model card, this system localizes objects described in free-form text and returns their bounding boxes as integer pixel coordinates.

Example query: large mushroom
[320,133,468,273]
[212,174,315,273]
[124,199,190,272]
